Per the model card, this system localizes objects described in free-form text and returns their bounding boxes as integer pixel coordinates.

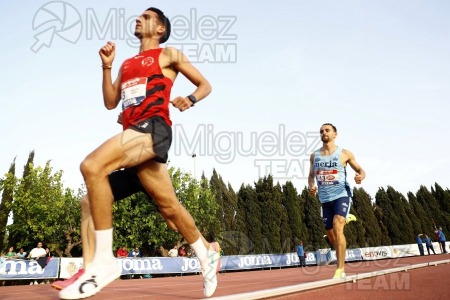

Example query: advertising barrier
[0,243,445,280]
[0,258,59,279]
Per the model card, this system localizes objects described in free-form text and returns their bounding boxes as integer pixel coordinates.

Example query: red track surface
[0,255,449,300]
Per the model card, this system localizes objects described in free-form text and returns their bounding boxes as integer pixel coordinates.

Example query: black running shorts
[128,116,172,163]
[109,167,150,201]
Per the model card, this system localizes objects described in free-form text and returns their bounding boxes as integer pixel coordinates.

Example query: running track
[0,255,449,300]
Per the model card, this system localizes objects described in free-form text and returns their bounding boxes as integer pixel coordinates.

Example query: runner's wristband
[187,95,197,106]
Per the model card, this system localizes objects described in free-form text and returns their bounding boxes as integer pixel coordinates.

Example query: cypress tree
[0,158,16,252]
[255,176,282,253]
[8,151,35,248]
[352,187,382,246]
[408,192,435,237]
[282,181,308,246]
[375,188,401,244]
[417,186,446,232]
[239,184,262,254]
[275,183,292,253]
[236,184,250,254]
[386,186,414,244]
[301,187,326,250]
[373,204,392,245]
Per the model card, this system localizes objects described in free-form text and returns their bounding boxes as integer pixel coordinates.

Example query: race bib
[316,169,338,186]
[121,77,147,110]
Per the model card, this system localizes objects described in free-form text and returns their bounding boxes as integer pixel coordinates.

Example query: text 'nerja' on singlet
[313,146,352,203]
[120,48,174,130]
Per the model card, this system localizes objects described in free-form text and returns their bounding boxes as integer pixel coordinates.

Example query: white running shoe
[202,244,221,297]
[58,262,121,299]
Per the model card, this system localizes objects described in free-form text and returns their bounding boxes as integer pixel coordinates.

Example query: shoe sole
[51,283,65,291]
[59,271,121,300]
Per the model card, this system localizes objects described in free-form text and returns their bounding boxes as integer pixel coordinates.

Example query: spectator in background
[296,241,306,267]
[16,248,27,259]
[128,247,141,258]
[4,246,16,259]
[416,234,424,256]
[117,246,128,258]
[179,246,186,257]
[424,234,436,255]
[168,245,178,258]
[434,229,443,252]
[28,242,46,260]
[437,227,447,254]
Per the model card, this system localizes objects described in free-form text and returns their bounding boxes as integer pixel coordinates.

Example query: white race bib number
[316,170,338,186]
[121,77,147,110]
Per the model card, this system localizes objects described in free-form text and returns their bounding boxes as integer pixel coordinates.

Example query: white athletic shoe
[202,244,221,297]
[58,262,121,299]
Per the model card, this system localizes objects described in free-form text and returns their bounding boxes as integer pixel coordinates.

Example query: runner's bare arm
[343,149,366,184]
[308,153,317,195]
[167,47,212,111]
[99,41,123,109]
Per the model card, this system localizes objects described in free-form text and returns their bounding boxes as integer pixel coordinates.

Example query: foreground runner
[52,166,180,290]
[60,7,219,299]
[308,123,365,279]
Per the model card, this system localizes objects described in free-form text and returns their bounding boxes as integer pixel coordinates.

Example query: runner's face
[320,125,336,143]
[135,11,162,39]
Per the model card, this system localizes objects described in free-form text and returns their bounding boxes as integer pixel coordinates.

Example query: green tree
[373,204,392,245]
[0,158,16,252]
[211,171,238,229]
[255,176,283,253]
[8,160,81,256]
[352,187,381,246]
[282,181,308,248]
[238,184,262,254]
[431,183,450,233]
[235,184,250,254]
[386,186,414,244]
[113,167,219,256]
[276,182,292,253]
[375,187,404,244]
[431,183,450,214]
[301,188,326,250]
[417,185,446,232]
[407,192,434,237]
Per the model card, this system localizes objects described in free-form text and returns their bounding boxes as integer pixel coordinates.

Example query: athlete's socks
[92,228,115,264]
[191,238,209,264]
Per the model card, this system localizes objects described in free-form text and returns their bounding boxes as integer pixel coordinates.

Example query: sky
[1,0,450,200]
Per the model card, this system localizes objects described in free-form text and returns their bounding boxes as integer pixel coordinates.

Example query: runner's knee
[80,157,107,180]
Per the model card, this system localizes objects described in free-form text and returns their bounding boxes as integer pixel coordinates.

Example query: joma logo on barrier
[121,258,163,272]
[181,258,201,271]
[285,253,313,265]
[1,260,45,275]
[238,255,272,268]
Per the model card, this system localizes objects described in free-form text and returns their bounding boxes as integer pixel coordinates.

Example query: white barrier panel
[59,258,83,279]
